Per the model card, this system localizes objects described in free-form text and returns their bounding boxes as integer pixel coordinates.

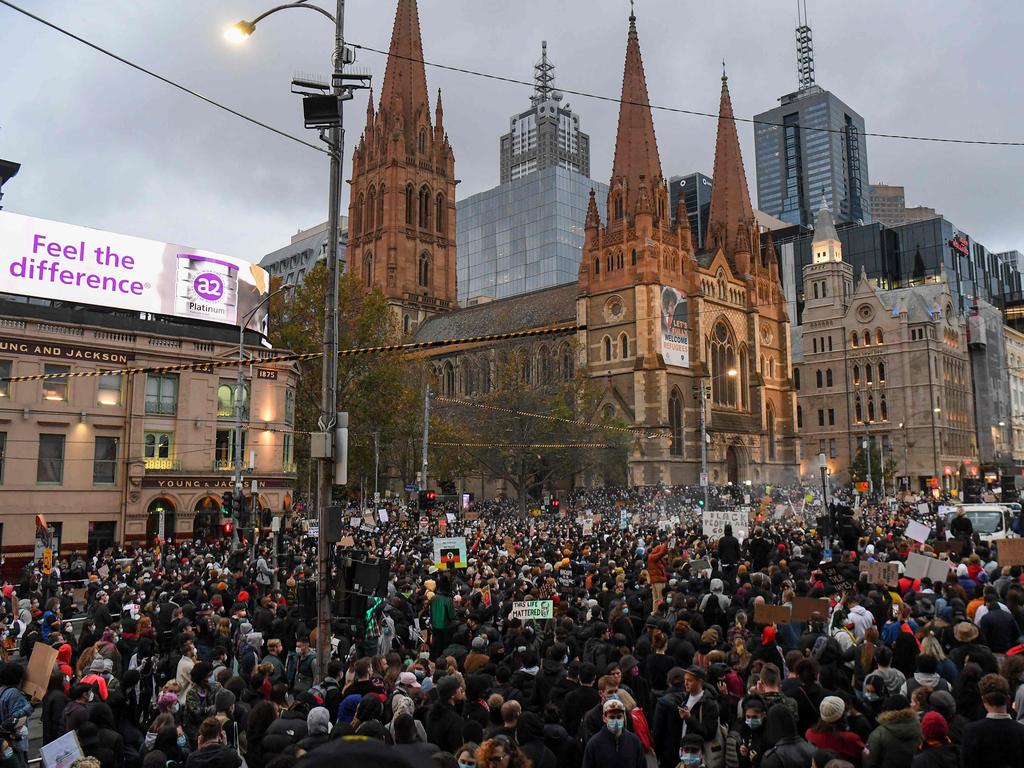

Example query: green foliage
[849,442,898,492]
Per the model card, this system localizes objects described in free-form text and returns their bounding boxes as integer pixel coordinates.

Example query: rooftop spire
[530,40,556,106]
[796,0,815,90]
[706,70,755,260]
[379,0,431,130]
[609,7,663,210]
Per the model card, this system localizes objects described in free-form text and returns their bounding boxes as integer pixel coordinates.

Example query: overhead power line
[0,0,327,154]
[350,42,1024,148]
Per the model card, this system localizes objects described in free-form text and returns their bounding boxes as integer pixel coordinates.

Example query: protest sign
[905,520,931,544]
[349,516,361,530]
[481,585,492,609]
[378,509,389,523]
[689,558,711,574]
[791,596,831,622]
[820,563,857,593]
[556,567,575,589]
[619,509,629,530]
[510,600,554,620]
[22,641,59,700]
[932,541,965,555]
[997,538,1024,566]
[859,561,899,587]
[917,503,931,517]
[582,519,594,536]
[339,536,355,548]
[432,536,468,569]
[464,511,480,521]
[701,508,749,539]
[754,603,792,625]
[905,551,951,583]
[40,731,83,768]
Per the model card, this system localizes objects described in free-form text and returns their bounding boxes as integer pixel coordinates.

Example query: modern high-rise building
[667,172,713,250]
[869,184,906,227]
[258,219,347,288]
[499,42,590,183]
[457,40,603,304]
[753,13,871,227]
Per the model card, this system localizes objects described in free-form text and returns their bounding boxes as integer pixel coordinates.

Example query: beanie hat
[882,694,911,712]
[471,636,487,650]
[819,695,845,724]
[214,688,235,713]
[921,711,948,743]
[307,706,331,736]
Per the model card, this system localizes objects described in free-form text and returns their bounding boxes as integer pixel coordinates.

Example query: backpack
[629,707,653,753]
[157,650,181,687]
[703,723,728,768]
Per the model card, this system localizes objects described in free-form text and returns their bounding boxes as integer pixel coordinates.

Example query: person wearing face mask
[582,698,646,768]
[64,683,93,733]
[678,734,707,768]
[183,663,221,745]
[453,742,479,768]
[725,697,767,768]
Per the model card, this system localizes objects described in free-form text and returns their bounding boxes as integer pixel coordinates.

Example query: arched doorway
[726,445,739,485]
[192,495,223,540]
[146,497,176,544]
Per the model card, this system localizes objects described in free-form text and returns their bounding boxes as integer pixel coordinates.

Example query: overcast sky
[2,0,1023,260]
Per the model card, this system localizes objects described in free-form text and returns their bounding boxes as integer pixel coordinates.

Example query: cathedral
[349,0,800,488]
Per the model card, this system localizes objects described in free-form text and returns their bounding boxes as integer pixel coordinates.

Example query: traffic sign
[699,472,708,487]
[405,483,419,492]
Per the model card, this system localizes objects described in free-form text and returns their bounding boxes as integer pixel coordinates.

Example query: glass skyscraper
[754,86,871,228]
[457,167,607,304]
[667,172,713,250]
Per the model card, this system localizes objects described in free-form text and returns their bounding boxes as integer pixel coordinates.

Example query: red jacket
[647,543,669,584]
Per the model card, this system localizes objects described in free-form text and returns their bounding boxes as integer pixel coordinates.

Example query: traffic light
[221,492,233,518]
[418,490,437,512]
[546,499,560,514]
[697,498,705,507]
[222,521,234,536]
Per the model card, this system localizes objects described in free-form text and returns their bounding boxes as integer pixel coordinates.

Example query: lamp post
[233,285,293,551]
[862,437,873,497]
[818,451,830,547]
[698,368,737,508]
[227,0,365,675]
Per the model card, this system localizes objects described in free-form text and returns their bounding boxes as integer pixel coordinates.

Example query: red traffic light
[223,522,234,535]
[552,500,560,508]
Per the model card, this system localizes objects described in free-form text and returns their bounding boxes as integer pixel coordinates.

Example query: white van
[945,504,1019,543]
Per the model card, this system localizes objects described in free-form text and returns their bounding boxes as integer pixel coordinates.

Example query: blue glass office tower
[457,167,607,303]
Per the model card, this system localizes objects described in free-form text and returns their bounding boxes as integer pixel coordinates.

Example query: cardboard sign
[22,641,59,700]
[339,536,355,548]
[582,520,594,536]
[753,603,792,625]
[905,520,931,544]
[464,512,480,521]
[702,508,749,539]
[932,541,965,555]
[556,567,575,589]
[378,509,389,523]
[689,558,711,574]
[905,552,952,583]
[997,538,1024,566]
[510,600,554,620]
[860,561,899,587]
[791,596,831,622]
[433,536,468,569]
[820,563,857,593]
[350,516,361,529]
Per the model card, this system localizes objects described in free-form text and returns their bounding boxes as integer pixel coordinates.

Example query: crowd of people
[1,483,1023,768]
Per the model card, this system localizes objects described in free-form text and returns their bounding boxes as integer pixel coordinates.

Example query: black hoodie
[518,712,557,768]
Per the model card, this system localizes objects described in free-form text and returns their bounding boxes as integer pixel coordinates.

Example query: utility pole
[699,376,709,509]
[879,437,887,498]
[421,385,431,494]
[315,0,347,677]
[373,429,380,503]
[864,435,874,496]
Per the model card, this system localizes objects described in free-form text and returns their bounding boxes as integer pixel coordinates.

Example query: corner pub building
[0,296,298,570]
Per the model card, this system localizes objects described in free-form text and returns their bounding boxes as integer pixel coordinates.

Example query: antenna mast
[796,0,815,90]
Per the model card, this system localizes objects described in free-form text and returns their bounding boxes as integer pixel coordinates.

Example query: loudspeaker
[351,559,390,598]
[324,505,345,543]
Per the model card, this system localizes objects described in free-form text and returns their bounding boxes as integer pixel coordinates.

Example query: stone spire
[379,0,431,133]
[609,8,663,217]
[706,71,755,265]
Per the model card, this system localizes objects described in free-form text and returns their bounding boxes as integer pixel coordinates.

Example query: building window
[828,336,833,351]
[603,336,613,362]
[828,408,835,426]
[794,367,801,390]
[813,338,818,353]
[405,184,414,225]
[620,333,629,359]
[739,345,750,410]
[767,404,777,460]
[855,396,863,423]
[366,186,376,230]
[813,283,819,299]
[851,332,859,347]
[815,369,823,388]
[817,409,824,427]
[145,374,178,416]
[443,362,455,395]
[521,353,532,383]
[614,193,623,220]
[829,438,837,458]
[284,388,295,425]
[876,328,884,344]
[593,257,600,275]
[826,369,833,387]
[819,439,826,456]
[215,429,246,470]
[37,434,65,484]
[880,396,888,421]
[710,322,738,407]
[853,365,860,385]
[0,431,5,484]
[97,374,121,406]
[561,344,574,380]
[0,360,10,399]
[862,329,871,346]
[43,364,70,402]
[797,406,803,428]
[866,364,873,384]
[364,252,374,287]
[878,362,886,382]
[283,433,293,469]
[418,128,426,154]
[418,185,431,229]
[377,184,385,228]
[669,388,683,456]
[868,396,876,422]
[607,254,613,272]
[93,436,118,485]
[144,431,173,469]
[435,193,445,233]
[631,249,637,266]
[418,253,430,288]
[217,381,249,419]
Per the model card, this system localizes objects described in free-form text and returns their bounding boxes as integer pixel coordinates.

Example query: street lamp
[233,284,293,554]
[226,0,365,678]
[818,452,830,547]
[699,368,738,509]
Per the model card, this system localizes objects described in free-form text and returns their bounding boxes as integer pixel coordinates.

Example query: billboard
[660,285,689,367]
[0,212,270,332]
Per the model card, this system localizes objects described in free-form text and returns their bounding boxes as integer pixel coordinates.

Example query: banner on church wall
[660,285,689,368]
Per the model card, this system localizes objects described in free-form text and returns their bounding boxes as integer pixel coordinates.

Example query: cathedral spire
[379,0,431,130]
[435,88,444,131]
[706,70,755,263]
[609,7,663,214]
